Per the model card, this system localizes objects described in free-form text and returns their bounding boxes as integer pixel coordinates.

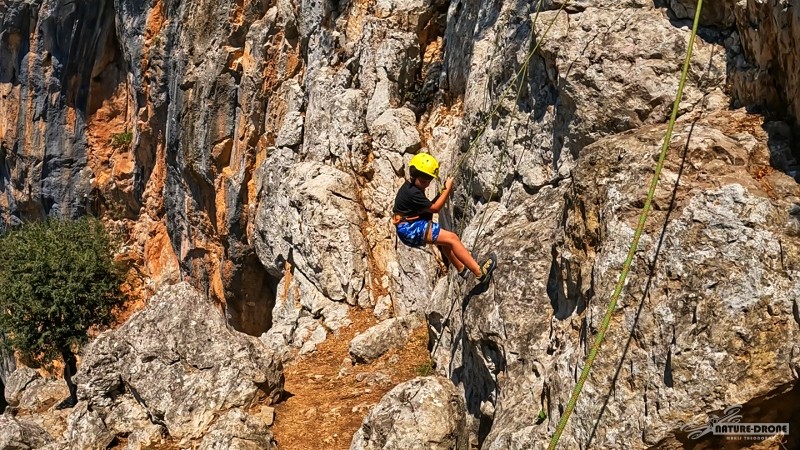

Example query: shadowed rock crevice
[226,252,280,336]
[405,0,450,110]
[547,244,574,320]
[0,377,6,414]
[451,336,501,447]
[0,1,32,86]
[762,120,800,181]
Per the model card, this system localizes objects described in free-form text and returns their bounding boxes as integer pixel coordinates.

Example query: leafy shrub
[415,362,434,377]
[0,218,125,366]
[110,130,133,149]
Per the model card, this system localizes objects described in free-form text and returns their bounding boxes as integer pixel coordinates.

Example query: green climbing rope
[547,1,705,448]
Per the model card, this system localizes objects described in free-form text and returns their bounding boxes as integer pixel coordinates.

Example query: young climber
[392,152,497,284]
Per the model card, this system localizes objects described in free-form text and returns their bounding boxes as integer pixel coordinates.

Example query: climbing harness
[547,0,706,448]
[391,214,421,226]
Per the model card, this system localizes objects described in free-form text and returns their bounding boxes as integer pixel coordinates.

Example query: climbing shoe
[458,267,470,279]
[477,253,497,284]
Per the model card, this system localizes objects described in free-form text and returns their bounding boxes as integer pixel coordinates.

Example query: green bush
[415,362,434,377]
[0,218,125,366]
[110,130,133,149]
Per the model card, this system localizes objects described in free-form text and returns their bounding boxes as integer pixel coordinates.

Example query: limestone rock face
[349,315,422,364]
[0,415,52,450]
[254,160,368,305]
[668,0,800,136]
[0,0,111,221]
[70,282,284,445]
[445,2,727,204]
[3,0,800,448]
[2,367,70,441]
[668,0,736,27]
[429,109,800,449]
[727,0,800,138]
[0,335,15,391]
[197,409,277,450]
[350,376,469,450]
[253,158,367,360]
[4,367,39,407]
[548,110,800,448]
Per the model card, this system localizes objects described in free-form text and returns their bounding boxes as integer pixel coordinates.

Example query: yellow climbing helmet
[409,152,439,179]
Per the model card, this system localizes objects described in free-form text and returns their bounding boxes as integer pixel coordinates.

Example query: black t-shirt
[393,181,433,220]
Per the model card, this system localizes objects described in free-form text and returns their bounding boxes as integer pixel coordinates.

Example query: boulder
[71,282,284,444]
[349,315,422,364]
[254,160,368,305]
[64,403,116,450]
[0,415,53,450]
[4,367,39,407]
[198,409,277,450]
[350,376,469,450]
[16,378,69,414]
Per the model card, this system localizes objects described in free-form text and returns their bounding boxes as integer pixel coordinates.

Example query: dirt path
[271,308,431,450]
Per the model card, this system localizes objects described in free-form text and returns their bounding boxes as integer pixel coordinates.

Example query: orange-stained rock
[143,221,180,285]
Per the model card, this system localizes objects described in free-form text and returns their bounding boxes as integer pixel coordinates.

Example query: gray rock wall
[2,0,800,448]
[0,0,118,221]
[350,376,469,450]
[0,334,14,403]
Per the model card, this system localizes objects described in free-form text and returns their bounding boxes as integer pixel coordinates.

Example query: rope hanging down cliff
[547,0,706,448]
[445,0,570,182]
[449,0,570,242]
[429,0,568,360]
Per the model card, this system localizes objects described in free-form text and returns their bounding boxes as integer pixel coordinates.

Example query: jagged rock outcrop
[350,376,469,450]
[4,367,70,421]
[66,282,283,448]
[2,366,70,442]
[0,334,15,400]
[255,160,368,305]
[349,315,423,364]
[0,415,52,450]
[670,0,800,137]
[198,409,277,450]
[429,107,800,449]
[260,262,353,361]
[3,367,39,408]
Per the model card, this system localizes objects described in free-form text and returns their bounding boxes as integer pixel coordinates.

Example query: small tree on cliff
[0,217,125,408]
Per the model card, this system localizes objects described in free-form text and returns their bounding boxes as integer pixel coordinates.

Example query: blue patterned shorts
[396,220,441,248]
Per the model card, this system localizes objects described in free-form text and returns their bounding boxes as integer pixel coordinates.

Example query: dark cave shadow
[276,390,295,404]
[428,276,500,447]
[430,279,492,362]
